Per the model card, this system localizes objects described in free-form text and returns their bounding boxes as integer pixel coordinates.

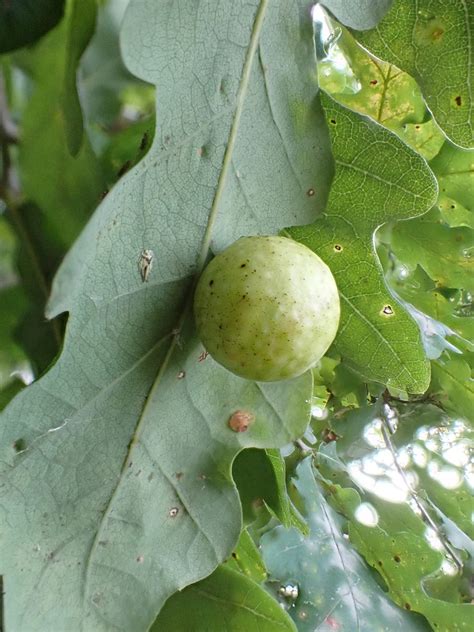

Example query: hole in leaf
[13,439,26,453]
[381,305,394,316]
[334,244,343,252]
[329,118,336,125]
[307,188,315,197]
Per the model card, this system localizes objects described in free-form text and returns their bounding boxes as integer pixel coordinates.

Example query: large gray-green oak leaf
[0,1,330,630]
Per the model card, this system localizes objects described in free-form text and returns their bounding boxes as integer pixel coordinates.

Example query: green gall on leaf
[193,236,340,382]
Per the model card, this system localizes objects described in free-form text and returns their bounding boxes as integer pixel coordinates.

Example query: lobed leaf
[0,0,65,53]
[260,458,428,631]
[0,1,331,629]
[332,486,473,631]
[351,0,474,149]
[287,93,437,393]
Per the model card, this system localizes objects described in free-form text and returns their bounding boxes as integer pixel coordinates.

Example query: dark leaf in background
[0,0,65,53]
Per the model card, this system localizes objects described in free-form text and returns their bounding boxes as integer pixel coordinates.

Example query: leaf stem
[196,0,269,271]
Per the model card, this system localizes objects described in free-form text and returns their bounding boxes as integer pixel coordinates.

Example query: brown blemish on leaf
[454,95,462,106]
[322,428,339,443]
[198,350,209,362]
[228,410,255,432]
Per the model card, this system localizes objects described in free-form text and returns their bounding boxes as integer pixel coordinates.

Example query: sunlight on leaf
[287,94,437,393]
[351,0,474,149]
[261,458,429,631]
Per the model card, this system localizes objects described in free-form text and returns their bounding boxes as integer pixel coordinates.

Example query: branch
[381,392,462,570]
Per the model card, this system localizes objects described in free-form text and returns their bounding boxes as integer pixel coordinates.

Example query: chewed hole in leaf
[169,507,179,518]
[381,305,394,316]
[333,244,343,252]
[307,188,315,196]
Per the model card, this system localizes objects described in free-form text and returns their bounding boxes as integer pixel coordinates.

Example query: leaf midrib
[81,0,270,624]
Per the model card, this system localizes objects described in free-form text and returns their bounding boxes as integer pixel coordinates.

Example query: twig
[381,392,463,570]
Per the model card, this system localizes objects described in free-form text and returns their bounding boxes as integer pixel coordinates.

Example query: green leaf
[79,0,154,129]
[261,458,428,631]
[332,486,473,631]
[0,0,65,53]
[382,259,474,348]
[234,448,308,532]
[0,1,331,629]
[62,0,97,156]
[151,566,296,631]
[391,220,474,290]
[352,0,474,149]
[287,93,437,393]
[100,116,155,186]
[225,528,267,583]
[17,2,105,250]
[430,140,474,227]
[315,402,473,612]
[431,354,474,420]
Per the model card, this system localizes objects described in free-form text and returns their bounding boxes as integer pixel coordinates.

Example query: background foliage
[0,0,472,630]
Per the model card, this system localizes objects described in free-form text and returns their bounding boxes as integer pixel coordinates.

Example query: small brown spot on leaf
[198,350,209,362]
[394,554,401,563]
[369,79,378,86]
[136,555,144,563]
[175,472,183,480]
[322,428,339,443]
[329,118,336,125]
[228,410,255,432]
[455,95,462,106]
[404,603,411,611]
[334,244,343,252]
